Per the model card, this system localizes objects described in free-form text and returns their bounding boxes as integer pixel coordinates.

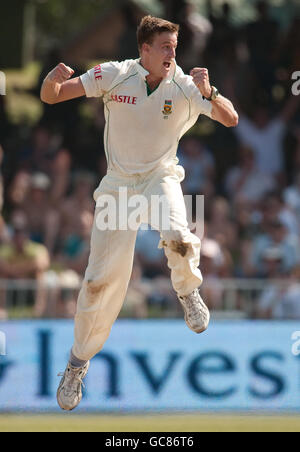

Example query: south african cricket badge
[162,100,173,119]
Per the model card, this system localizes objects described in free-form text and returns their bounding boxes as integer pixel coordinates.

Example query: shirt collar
[135,59,149,79]
[134,59,176,84]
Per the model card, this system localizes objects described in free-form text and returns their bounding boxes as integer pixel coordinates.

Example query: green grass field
[0,414,299,432]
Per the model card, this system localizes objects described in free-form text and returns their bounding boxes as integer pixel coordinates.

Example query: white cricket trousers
[72,163,203,361]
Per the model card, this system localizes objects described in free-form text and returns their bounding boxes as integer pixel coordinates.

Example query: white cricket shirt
[80,59,212,175]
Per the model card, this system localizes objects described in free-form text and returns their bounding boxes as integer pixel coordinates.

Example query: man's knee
[79,279,107,309]
[160,230,201,258]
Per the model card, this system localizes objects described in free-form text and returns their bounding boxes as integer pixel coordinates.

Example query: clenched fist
[190,68,212,99]
[46,63,74,84]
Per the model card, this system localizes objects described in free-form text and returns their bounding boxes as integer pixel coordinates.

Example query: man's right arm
[40,63,85,104]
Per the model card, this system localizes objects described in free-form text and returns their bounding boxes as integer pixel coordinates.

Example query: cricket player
[41,16,238,411]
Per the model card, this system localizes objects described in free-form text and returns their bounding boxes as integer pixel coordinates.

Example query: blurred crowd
[0,1,299,320]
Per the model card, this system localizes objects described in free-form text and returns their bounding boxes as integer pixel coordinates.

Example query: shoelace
[58,368,86,395]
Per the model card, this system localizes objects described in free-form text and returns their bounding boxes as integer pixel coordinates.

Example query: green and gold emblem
[162,100,173,116]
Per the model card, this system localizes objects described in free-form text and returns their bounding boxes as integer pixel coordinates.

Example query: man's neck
[139,58,162,92]
[146,75,162,92]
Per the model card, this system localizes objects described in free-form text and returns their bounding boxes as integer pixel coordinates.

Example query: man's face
[142,32,178,79]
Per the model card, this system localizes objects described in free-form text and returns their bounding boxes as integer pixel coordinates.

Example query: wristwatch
[203,86,219,101]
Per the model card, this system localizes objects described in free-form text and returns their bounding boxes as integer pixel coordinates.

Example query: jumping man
[40,16,239,411]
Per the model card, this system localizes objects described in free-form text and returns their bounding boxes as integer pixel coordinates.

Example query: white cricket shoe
[57,361,90,411]
[179,289,210,334]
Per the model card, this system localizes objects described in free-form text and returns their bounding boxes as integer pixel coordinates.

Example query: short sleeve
[34,245,50,270]
[184,76,213,118]
[80,61,122,98]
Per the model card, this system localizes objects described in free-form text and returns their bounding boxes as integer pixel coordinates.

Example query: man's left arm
[191,68,239,128]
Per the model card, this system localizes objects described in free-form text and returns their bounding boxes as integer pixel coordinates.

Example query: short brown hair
[137,16,179,51]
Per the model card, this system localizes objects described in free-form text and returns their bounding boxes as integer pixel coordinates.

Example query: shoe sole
[179,297,210,334]
[184,312,209,334]
[57,361,90,411]
[57,386,82,411]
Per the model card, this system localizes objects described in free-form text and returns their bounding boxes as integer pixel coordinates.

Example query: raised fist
[190,68,212,99]
[47,63,74,84]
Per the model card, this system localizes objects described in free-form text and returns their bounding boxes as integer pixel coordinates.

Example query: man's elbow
[40,87,57,105]
[213,109,239,128]
[226,111,239,128]
[40,94,55,105]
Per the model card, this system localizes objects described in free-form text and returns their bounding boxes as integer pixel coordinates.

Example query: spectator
[284,172,300,222]
[234,97,299,181]
[59,171,96,241]
[32,46,84,141]
[261,191,299,236]
[178,135,215,197]
[124,258,151,319]
[167,0,212,71]
[127,254,177,316]
[225,145,276,206]
[0,211,50,317]
[205,2,238,86]
[277,16,300,86]
[257,265,300,320]
[19,125,58,174]
[288,127,300,184]
[22,173,60,254]
[200,238,225,310]
[55,210,93,275]
[19,125,72,201]
[7,170,31,210]
[243,0,280,95]
[249,219,300,277]
[206,197,238,251]
[135,227,169,279]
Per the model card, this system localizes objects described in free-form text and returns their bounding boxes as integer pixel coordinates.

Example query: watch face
[212,87,219,100]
